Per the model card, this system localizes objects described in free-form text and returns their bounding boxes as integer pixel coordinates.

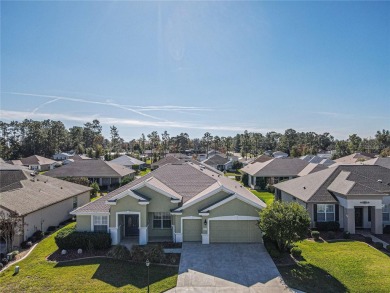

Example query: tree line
[0,119,389,161]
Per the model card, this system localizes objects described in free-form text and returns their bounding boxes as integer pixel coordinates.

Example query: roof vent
[303,186,306,189]
[30,172,35,177]
[377,179,382,183]
[200,168,203,171]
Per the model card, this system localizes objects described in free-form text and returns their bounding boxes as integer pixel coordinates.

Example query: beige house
[274,165,390,234]
[0,164,91,248]
[72,162,265,245]
[10,155,57,171]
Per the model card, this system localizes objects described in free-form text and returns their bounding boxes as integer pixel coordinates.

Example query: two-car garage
[182,217,262,243]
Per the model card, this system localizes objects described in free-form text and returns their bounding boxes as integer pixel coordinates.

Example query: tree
[348,134,362,153]
[90,182,100,197]
[120,176,134,186]
[0,210,24,253]
[110,125,121,153]
[380,147,390,157]
[202,132,213,158]
[161,131,170,156]
[259,201,310,252]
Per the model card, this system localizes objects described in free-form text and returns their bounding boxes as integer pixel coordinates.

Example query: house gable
[205,198,260,218]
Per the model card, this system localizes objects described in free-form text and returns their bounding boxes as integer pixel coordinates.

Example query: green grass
[139,168,151,177]
[279,240,390,293]
[0,223,177,293]
[250,190,274,205]
[224,171,241,177]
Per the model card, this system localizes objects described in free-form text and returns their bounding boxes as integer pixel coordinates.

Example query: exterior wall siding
[110,196,147,227]
[76,215,91,231]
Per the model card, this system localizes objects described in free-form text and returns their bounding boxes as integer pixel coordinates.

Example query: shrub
[373,242,383,249]
[267,184,275,194]
[47,226,57,232]
[108,245,130,260]
[383,225,390,234]
[0,263,3,270]
[33,230,44,240]
[290,247,302,258]
[311,231,320,240]
[1,258,8,266]
[90,182,100,197]
[315,221,340,232]
[55,226,111,250]
[327,231,335,239]
[387,245,390,251]
[241,173,249,186]
[269,248,282,258]
[11,251,19,257]
[343,231,351,239]
[130,245,165,263]
[364,236,373,243]
[235,175,241,181]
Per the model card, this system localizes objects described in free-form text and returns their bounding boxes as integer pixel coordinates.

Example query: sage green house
[72,162,266,245]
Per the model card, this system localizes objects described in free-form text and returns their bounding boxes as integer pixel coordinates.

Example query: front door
[125,215,139,237]
[355,207,363,228]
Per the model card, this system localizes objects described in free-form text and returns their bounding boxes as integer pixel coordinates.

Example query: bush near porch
[0,223,178,292]
[54,226,111,250]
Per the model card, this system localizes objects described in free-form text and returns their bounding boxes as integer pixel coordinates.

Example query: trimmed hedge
[311,230,320,240]
[290,247,302,258]
[315,221,340,232]
[383,225,390,234]
[343,231,351,239]
[373,242,383,250]
[387,244,390,251]
[55,226,111,250]
[364,236,373,243]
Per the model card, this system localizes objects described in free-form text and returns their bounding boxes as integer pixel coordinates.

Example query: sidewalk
[359,231,389,247]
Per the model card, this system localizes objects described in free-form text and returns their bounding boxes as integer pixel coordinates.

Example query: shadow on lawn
[278,262,347,293]
[55,258,177,288]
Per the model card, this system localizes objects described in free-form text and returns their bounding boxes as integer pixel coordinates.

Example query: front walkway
[168,242,290,292]
[358,231,389,247]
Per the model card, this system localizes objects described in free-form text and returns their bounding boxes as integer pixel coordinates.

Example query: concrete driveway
[168,243,290,292]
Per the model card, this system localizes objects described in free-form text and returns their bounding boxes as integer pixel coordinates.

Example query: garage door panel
[210,220,262,243]
[183,219,202,242]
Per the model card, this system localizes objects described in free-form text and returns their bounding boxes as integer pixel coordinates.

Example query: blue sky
[1,1,389,140]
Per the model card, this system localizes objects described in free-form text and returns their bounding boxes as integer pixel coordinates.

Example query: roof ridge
[306,167,338,201]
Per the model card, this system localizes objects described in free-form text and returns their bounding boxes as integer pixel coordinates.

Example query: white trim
[91,215,109,233]
[199,212,209,216]
[71,211,109,216]
[108,188,147,202]
[138,201,150,205]
[177,216,202,242]
[198,194,264,214]
[116,211,141,229]
[170,212,182,215]
[106,201,117,205]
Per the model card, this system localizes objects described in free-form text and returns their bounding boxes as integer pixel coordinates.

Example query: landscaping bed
[47,248,110,262]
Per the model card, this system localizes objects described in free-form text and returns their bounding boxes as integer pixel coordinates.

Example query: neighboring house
[272,151,288,158]
[45,159,135,189]
[358,157,390,169]
[300,155,335,167]
[274,165,390,234]
[63,159,75,165]
[0,163,91,247]
[202,154,233,171]
[151,156,181,170]
[317,150,334,159]
[334,152,376,164]
[241,158,328,189]
[72,154,92,161]
[71,162,265,245]
[111,155,147,170]
[252,155,273,164]
[9,155,57,171]
[53,152,74,161]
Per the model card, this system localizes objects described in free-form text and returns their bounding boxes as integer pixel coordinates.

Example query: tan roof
[151,156,181,167]
[19,155,57,166]
[0,169,91,216]
[334,152,376,164]
[252,155,273,163]
[241,158,310,177]
[45,159,135,178]
[298,163,328,176]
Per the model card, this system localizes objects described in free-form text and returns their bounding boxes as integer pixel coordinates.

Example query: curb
[1,243,38,272]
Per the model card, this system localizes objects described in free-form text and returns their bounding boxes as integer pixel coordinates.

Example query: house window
[93,215,108,232]
[153,212,171,229]
[72,196,78,209]
[383,204,390,222]
[317,204,335,222]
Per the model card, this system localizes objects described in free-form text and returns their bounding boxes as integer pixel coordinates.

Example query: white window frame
[92,215,108,232]
[383,204,390,222]
[152,212,171,229]
[317,204,335,222]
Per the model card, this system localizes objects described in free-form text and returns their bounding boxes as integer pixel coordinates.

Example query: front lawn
[139,168,151,177]
[250,190,274,205]
[279,240,390,293]
[0,224,177,292]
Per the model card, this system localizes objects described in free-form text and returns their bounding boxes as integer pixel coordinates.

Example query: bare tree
[0,210,24,253]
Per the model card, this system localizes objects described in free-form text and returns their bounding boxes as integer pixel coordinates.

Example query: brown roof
[252,155,273,164]
[334,152,376,164]
[19,155,57,166]
[0,168,91,216]
[151,156,181,168]
[45,159,135,178]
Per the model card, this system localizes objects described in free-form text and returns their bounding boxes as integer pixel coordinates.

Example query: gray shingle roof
[360,157,390,169]
[18,155,57,166]
[45,159,135,178]
[252,155,273,163]
[334,152,376,164]
[202,154,230,166]
[0,169,91,216]
[151,156,181,167]
[241,158,310,177]
[110,155,145,166]
[274,165,390,203]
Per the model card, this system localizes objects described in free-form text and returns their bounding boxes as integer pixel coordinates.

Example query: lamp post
[146,259,150,293]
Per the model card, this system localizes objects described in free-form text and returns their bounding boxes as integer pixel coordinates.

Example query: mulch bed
[47,249,110,262]
[272,253,297,266]
[375,234,390,245]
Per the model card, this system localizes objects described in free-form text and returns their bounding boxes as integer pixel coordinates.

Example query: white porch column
[202,233,209,244]
[346,208,355,234]
[139,227,148,245]
[109,227,119,245]
[175,233,183,243]
[371,208,383,234]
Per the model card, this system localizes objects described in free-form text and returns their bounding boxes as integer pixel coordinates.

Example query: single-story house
[273,165,390,234]
[151,156,181,170]
[300,155,336,167]
[202,154,233,171]
[334,152,376,164]
[10,155,57,171]
[72,154,91,161]
[111,155,147,170]
[358,157,390,169]
[45,159,135,189]
[53,152,74,161]
[272,151,288,158]
[252,155,273,164]
[241,158,327,189]
[0,163,91,248]
[71,162,266,245]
